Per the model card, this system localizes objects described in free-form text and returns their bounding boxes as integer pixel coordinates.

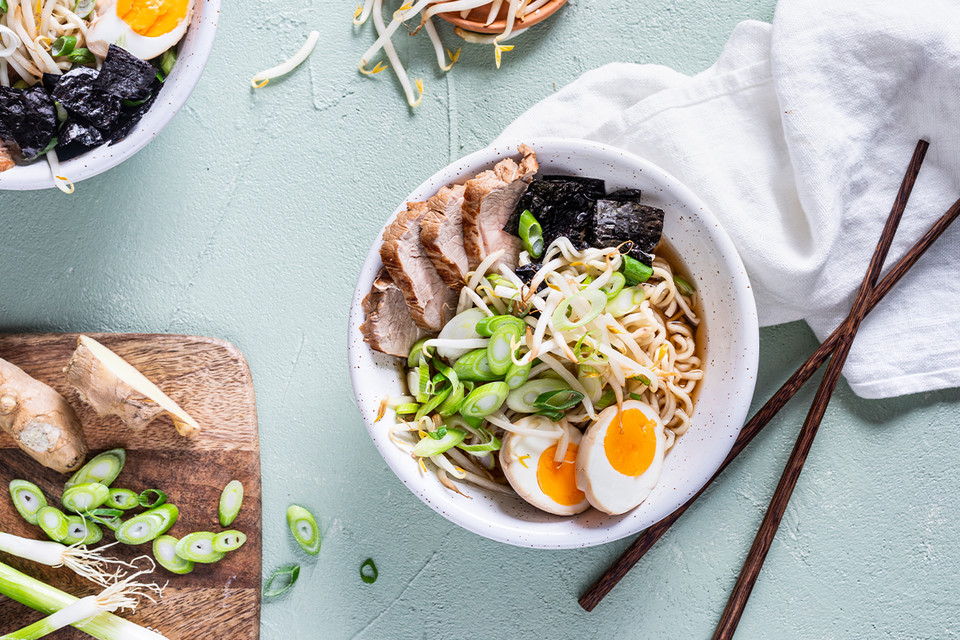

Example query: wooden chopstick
[711,139,930,639]
[580,140,960,613]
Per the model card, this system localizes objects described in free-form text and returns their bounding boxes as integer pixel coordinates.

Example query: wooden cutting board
[0,333,261,639]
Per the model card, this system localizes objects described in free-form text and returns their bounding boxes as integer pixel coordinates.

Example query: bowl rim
[0,0,220,191]
[348,137,760,548]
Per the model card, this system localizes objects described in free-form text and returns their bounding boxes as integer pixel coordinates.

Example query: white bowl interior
[348,138,759,549]
[0,0,219,191]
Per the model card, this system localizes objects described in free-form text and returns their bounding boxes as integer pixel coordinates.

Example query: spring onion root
[173,532,224,564]
[9,480,47,526]
[213,531,246,553]
[286,505,321,555]
[115,505,178,546]
[0,533,132,587]
[263,564,300,598]
[218,480,243,527]
[65,449,126,490]
[152,536,193,575]
[250,31,319,89]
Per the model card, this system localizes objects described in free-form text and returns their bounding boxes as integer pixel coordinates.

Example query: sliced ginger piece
[65,335,201,438]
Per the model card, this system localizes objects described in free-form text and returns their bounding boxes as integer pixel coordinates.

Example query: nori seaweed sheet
[42,73,62,93]
[52,68,121,130]
[593,200,664,264]
[514,261,546,292]
[0,85,57,161]
[509,178,601,250]
[58,117,104,149]
[95,45,155,100]
[542,175,606,199]
[606,188,643,203]
[106,77,162,145]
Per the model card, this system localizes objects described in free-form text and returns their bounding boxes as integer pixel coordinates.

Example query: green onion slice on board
[174,532,225,564]
[105,488,139,510]
[9,480,47,526]
[213,530,247,553]
[286,505,321,555]
[65,449,126,490]
[218,480,244,527]
[360,558,378,584]
[137,489,167,509]
[61,517,102,545]
[86,508,123,531]
[61,483,109,513]
[153,535,194,575]
[37,507,70,542]
[115,504,178,545]
[263,564,300,597]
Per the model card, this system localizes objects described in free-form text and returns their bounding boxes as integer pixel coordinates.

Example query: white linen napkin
[494,0,960,399]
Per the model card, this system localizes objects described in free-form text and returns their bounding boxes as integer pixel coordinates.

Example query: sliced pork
[360,269,421,358]
[420,184,469,289]
[380,202,458,332]
[462,144,538,271]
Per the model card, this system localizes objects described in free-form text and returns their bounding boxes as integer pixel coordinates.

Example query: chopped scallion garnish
[263,564,300,597]
[138,489,167,509]
[218,480,244,527]
[9,480,47,526]
[360,558,378,584]
[286,505,321,556]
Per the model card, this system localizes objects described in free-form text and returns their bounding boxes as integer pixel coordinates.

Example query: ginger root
[0,358,88,473]
[65,335,201,438]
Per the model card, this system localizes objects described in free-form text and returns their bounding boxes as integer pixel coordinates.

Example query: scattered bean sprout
[250,30,319,89]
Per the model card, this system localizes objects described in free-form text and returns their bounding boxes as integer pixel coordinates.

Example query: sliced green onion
[551,289,608,331]
[436,382,465,417]
[459,413,483,430]
[65,449,126,490]
[67,47,94,64]
[413,427,465,457]
[62,517,102,545]
[505,378,570,413]
[415,385,451,421]
[601,271,626,299]
[394,403,419,415]
[628,392,646,401]
[578,365,603,403]
[452,348,500,382]
[158,48,176,78]
[0,0,7,12]
[605,286,646,317]
[674,274,696,296]
[459,382,509,419]
[475,314,525,337]
[518,210,544,259]
[72,0,94,18]
[504,360,531,390]
[174,532,225,564]
[37,507,70,542]
[536,408,566,422]
[86,508,123,531]
[137,489,167,509]
[61,483,110,514]
[121,93,151,108]
[457,427,501,454]
[218,480,244,527]
[634,374,652,386]
[360,558,378,584]
[51,35,76,57]
[407,336,434,368]
[535,389,584,411]
[9,480,47,526]
[415,361,431,403]
[153,535,193,575]
[486,323,522,376]
[435,308,485,360]
[622,255,654,285]
[105,488,138,511]
[115,504,178,545]
[286,505,321,556]
[213,530,247,553]
[263,564,300,598]
[595,388,617,410]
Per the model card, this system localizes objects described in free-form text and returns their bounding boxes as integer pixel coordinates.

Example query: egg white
[500,417,590,516]
[88,0,194,61]
[576,400,666,515]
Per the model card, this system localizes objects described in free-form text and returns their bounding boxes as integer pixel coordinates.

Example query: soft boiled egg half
[88,0,195,61]
[575,400,666,515]
[500,417,591,516]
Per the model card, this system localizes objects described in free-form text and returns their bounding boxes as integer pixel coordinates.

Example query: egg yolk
[604,408,657,476]
[537,443,584,506]
[118,0,190,37]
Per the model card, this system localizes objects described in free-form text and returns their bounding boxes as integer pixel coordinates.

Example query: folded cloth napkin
[494,0,960,399]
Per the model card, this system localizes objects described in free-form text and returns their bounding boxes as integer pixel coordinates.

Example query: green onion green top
[360,558,378,584]
[621,255,654,286]
[263,564,300,597]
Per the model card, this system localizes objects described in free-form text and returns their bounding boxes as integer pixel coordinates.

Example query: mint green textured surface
[4,1,960,638]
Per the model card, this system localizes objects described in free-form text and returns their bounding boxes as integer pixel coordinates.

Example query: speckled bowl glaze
[348,138,759,549]
[0,0,219,191]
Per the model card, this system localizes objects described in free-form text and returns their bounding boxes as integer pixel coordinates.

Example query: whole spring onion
[360,558,378,584]
[486,323,522,376]
[0,561,168,640]
[517,209,544,258]
[621,254,654,285]
[9,480,47,526]
[218,480,244,527]
[152,536,193,576]
[551,289,608,331]
[286,505,321,556]
[51,35,76,57]
[137,489,167,509]
[452,348,500,382]
[263,564,299,598]
[37,507,70,542]
[674,274,696,296]
[0,532,130,587]
[173,532,224,564]
[62,517,102,546]
[459,381,509,419]
[115,504,178,545]
[66,449,126,490]
[213,531,246,553]
[413,427,465,458]
[105,489,138,511]
[62,483,110,513]
[504,360,532,390]
[604,286,646,317]
[505,378,569,414]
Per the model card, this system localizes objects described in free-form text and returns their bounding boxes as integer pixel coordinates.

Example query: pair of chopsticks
[581,139,960,629]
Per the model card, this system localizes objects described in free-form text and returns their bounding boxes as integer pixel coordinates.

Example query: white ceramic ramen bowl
[348,138,759,549]
[0,0,219,191]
